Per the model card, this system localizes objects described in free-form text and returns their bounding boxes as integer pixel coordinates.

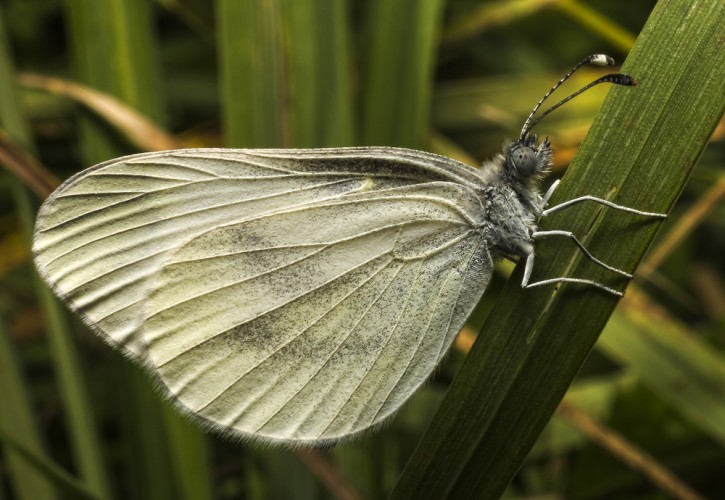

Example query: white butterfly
[32,55,663,445]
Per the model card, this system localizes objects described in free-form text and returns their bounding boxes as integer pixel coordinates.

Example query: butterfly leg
[532,230,632,277]
[521,247,624,296]
[522,191,666,295]
[542,195,667,218]
[541,179,560,207]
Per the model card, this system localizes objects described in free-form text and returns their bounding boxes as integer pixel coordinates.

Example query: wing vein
[123,159,222,178]
[40,176,355,236]
[371,236,482,425]
[250,261,405,433]
[154,249,397,363]
[193,257,395,413]
[318,258,425,438]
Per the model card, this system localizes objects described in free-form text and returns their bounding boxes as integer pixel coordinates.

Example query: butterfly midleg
[531,230,632,277]
[521,248,624,296]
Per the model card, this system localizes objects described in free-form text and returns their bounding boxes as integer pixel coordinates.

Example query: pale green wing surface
[33,148,486,361]
[34,147,492,443]
[143,182,493,444]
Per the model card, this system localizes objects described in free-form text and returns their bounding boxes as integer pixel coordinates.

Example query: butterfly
[33,55,664,446]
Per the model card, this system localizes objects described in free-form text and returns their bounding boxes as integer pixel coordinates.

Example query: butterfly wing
[33,147,492,444]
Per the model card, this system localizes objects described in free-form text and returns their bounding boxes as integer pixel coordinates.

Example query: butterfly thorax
[479,135,553,259]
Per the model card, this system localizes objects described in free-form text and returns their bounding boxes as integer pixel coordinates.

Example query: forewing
[144,183,493,444]
[33,148,485,359]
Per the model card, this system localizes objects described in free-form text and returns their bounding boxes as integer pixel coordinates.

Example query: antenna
[519,54,638,140]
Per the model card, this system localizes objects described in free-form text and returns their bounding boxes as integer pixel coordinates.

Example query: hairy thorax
[482,182,541,259]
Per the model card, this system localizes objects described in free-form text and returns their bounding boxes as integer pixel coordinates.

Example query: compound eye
[510,146,537,177]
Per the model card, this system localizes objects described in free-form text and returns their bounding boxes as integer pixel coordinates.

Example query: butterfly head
[505,134,552,182]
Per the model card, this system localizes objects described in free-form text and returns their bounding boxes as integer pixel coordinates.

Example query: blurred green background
[0,0,723,499]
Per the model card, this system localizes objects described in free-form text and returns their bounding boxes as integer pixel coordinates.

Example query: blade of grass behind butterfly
[219,0,353,149]
[599,293,725,447]
[391,1,725,497]
[282,1,354,147]
[64,2,213,499]
[0,316,59,499]
[0,8,107,499]
[66,0,165,159]
[360,0,445,149]
[218,2,357,498]
[219,0,285,148]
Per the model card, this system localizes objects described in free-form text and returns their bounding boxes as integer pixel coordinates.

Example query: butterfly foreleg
[542,194,667,218]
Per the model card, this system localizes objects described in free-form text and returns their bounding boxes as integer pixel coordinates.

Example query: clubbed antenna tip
[589,54,616,66]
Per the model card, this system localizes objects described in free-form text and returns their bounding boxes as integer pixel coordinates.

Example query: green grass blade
[0,421,100,500]
[66,0,164,159]
[361,0,445,148]
[218,0,284,147]
[162,404,215,500]
[0,318,58,500]
[391,1,725,497]
[218,0,353,148]
[599,300,725,447]
[0,15,30,143]
[281,0,353,147]
[0,7,111,499]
